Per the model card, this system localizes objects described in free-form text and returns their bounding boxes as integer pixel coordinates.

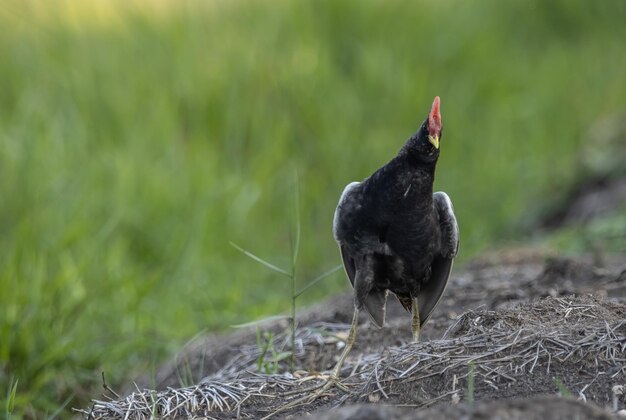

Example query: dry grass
[76,296,626,419]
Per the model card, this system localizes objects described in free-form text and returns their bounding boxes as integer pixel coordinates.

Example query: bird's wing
[334,181,387,328]
[349,252,387,328]
[362,289,387,328]
[418,191,459,325]
[339,244,357,288]
[433,191,459,258]
[333,181,361,242]
[340,241,388,327]
[334,181,361,289]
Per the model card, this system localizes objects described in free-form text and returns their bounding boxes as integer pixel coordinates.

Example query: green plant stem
[290,274,296,371]
[289,171,301,372]
[467,363,475,405]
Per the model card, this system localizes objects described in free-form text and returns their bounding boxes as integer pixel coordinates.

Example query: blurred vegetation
[547,206,626,255]
[1,0,625,417]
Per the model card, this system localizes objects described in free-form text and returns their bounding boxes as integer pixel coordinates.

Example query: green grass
[466,363,475,405]
[1,0,626,416]
[546,205,626,254]
[554,378,573,398]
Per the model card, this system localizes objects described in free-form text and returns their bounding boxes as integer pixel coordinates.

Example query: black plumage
[296,97,458,399]
[333,96,459,340]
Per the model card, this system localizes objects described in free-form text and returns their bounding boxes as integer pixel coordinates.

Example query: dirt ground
[81,249,626,419]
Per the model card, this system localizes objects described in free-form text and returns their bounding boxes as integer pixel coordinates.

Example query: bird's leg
[265,309,359,419]
[411,296,420,342]
[279,306,359,405]
[311,306,359,397]
[330,306,359,380]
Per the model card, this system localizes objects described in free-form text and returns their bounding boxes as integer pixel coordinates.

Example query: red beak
[428,96,442,137]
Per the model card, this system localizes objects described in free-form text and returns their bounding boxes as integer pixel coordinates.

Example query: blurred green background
[1,0,625,417]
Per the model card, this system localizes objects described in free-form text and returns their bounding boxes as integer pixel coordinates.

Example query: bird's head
[406,96,443,164]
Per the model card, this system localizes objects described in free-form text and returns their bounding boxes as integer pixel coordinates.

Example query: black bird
[330,96,459,379]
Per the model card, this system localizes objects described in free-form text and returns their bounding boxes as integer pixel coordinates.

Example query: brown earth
[81,250,626,419]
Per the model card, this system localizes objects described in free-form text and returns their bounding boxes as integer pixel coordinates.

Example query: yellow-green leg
[310,306,359,396]
[411,297,420,342]
[282,307,359,398]
[329,306,359,381]
[265,308,359,418]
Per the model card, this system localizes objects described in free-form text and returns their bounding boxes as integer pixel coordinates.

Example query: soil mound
[79,253,626,419]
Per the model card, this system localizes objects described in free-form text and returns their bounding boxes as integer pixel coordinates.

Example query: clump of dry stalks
[76,296,625,419]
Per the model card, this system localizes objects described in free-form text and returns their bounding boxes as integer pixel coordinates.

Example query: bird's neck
[398,144,438,174]
[389,156,436,208]
[401,152,437,185]
[405,166,435,204]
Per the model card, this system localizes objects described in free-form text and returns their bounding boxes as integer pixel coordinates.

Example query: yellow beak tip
[428,135,440,149]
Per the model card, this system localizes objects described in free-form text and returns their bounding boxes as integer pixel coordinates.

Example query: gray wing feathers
[339,245,356,288]
[340,246,387,328]
[418,256,454,325]
[363,290,387,328]
[335,182,361,288]
[433,191,459,258]
[418,192,460,325]
[335,181,387,328]
[352,258,387,328]
[333,181,360,242]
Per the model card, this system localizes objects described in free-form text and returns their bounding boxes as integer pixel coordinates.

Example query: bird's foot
[308,373,350,398]
[281,372,350,399]
[269,306,359,418]
[268,373,350,419]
